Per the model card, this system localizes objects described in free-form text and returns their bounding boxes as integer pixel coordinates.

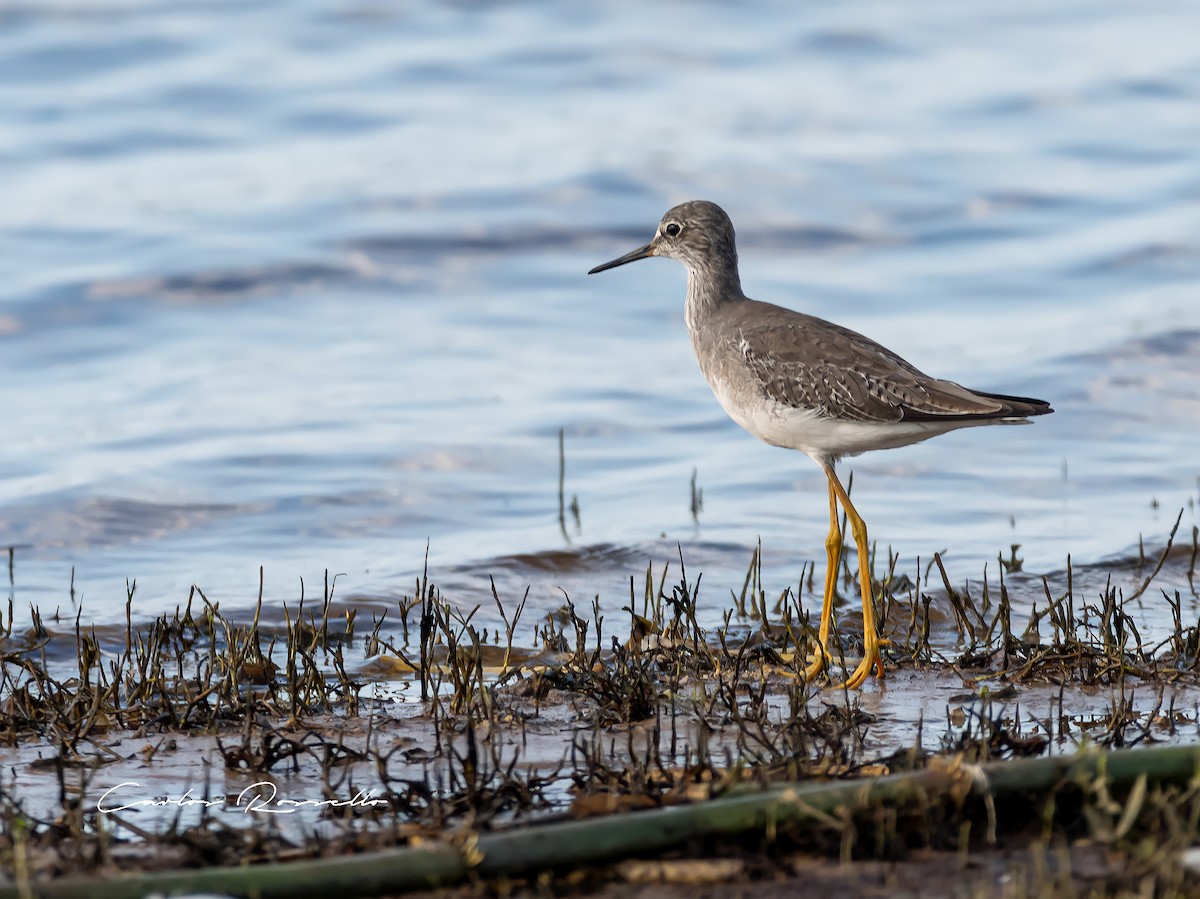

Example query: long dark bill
[587,243,655,275]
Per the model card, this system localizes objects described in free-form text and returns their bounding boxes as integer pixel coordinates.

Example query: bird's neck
[684,264,744,333]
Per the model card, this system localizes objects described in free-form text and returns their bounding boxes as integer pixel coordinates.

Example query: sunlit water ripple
[1,0,1197,644]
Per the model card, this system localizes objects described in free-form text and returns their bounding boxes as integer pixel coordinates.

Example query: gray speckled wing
[725,302,1037,424]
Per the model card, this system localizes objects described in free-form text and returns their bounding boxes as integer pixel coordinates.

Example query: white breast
[706,375,963,462]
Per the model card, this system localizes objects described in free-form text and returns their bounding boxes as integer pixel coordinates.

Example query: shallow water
[1,0,1198,644]
[2,671,1196,839]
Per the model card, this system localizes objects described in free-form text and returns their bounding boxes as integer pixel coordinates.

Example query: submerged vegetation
[0,517,1197,897]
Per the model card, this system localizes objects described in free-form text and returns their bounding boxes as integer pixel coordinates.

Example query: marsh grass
[0,524,1199,895]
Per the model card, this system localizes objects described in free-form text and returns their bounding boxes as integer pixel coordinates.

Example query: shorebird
[588,200,1052,688]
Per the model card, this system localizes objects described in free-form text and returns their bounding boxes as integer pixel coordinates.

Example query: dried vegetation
[0,518,1198,897]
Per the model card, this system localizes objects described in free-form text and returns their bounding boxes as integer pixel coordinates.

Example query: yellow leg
[823,462,886,688]
[803,479,841,681]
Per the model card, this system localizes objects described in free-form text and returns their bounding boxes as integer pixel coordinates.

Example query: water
[2,0,1198,640]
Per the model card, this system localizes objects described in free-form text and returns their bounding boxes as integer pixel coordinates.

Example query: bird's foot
[802,643,828,682]
[839,637,889,689]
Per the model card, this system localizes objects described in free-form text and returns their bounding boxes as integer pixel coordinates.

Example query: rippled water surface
[2,0,1198,640]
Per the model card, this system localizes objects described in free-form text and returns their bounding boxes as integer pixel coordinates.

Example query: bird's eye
[663,222,682,237]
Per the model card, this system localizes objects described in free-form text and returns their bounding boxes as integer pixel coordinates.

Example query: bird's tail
[971,391,1054,418]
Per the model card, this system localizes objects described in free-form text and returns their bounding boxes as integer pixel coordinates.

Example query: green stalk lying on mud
[8,743,1200,899]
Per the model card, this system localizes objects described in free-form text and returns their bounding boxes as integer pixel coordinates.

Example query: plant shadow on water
[0,523,1199,895]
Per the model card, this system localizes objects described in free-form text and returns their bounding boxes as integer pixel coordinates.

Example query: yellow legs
[803,461,886,688]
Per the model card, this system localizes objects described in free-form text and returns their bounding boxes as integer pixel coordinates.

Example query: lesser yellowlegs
[589,200,1052,687]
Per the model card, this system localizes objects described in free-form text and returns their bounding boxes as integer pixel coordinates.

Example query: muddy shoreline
[1,537,1198,896]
